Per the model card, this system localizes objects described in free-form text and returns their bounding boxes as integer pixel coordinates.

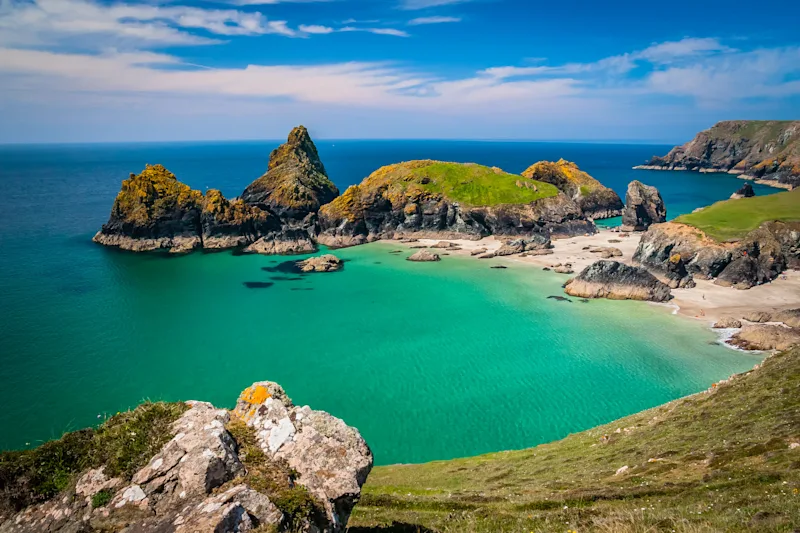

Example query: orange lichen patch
[241,384,271,405]
[669,253,682,264]
[521,159,602,196]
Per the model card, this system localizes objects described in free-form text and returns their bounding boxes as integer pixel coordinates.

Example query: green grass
[0,401,188,516]
[412,163,559,206]
[350,347,800,532]
[674,188,800,241]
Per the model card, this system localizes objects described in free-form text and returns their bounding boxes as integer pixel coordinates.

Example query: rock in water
[241,126,340,219]
[407,249,441,262]
[564,260,672,302]
[297,254,343,272]
[621,181,666,231]
[731,182,756,199]
[521,159,624,219]
[2,382,373,533]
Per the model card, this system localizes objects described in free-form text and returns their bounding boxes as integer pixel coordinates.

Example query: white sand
[397,229,800,325]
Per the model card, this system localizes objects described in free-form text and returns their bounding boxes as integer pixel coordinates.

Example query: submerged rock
[297,254,343,273]
[407,249,441,262]
[621,181,666,231]
[564,260,672,302]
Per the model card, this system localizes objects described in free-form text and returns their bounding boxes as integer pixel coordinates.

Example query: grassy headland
[674,188,800,241]
[350,347,800,532]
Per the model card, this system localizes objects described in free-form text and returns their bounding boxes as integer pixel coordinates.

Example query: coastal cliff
[636,120,800,189]
[521,159,623,219]
[0,382,372,533]
[94,126,334,255]
[317,160,597,247]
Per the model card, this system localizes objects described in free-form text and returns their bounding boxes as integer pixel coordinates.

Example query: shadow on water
[243,281,274,289]
[290,287,314,291]
[261,261,303,274]
[348,523,437,533]
[269,276,304,281]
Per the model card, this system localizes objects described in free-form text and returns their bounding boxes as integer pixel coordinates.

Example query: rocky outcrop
[297,254,343,272]
[731,183,755,199]
[407,250,440,262]
[495,235,552,256]
[636,121,800,189]
[713,317,743,329]
[94,127,340,256]
[634,221,800,289]
[318,160,596,247]
[0,382,372,533]
[621,181,666,231]
[729,324,800,351]
[564,260,672,302]
[521,159,623,219]
[241,126,339,219]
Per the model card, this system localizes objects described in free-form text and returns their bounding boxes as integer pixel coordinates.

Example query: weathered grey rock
[243,230,317,255]
[233,383,373,532]
[297,254,343,273]
[589,246,623,259]
[564,260,672,302]
[713,317,742,329]
[407,250,441,262]
[431,241,459,249]
[744,311,773,323]
[621,181,666,231]
[553,264,574,274]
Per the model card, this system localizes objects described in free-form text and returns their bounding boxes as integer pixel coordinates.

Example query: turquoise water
[0,141,769,465]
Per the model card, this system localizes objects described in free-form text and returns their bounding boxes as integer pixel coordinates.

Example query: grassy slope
[412,162,559,206]
[350,347,800,532]
[674,188,800,241]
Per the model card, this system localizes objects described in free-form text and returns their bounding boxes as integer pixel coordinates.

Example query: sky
[0,0,799,143]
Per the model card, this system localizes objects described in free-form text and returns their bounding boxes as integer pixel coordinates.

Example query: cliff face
[317,160,596,247]
[0,382,373,533]
[634,220,800,289]
[521,159,623,219]
[639,120,800,188]
[94,126,335,255]
[241,126,339,219]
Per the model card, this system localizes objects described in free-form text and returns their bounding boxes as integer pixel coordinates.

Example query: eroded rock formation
[564,260,672,302]
[621,181,666,231]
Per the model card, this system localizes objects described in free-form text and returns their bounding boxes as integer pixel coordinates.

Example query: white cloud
[340,26,409,37]
[298,24,335,34]
[408,16,461,25]
[0,0,303,47]
[399,0,473,9]
[636,37,735,64]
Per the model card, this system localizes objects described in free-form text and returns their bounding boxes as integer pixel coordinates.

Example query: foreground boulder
[564,260,672,302]
[621,181,666,231]
[317,160,596,247]
[521,159,623,219]
[731,182,756,199]
[0,383,372,533]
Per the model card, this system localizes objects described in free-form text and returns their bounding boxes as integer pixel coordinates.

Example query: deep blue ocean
[0,140,772,464]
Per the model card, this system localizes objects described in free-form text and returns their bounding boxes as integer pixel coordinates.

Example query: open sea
[0,140,775,465]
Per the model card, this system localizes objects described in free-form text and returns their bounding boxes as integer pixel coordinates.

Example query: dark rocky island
[635,120,800,189]
[94,126,336,255]
[317,160,600,247]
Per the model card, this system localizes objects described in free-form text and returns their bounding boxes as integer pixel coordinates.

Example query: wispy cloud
[408,16,461,25]
[340,26,409,37]
[399,0,474,10]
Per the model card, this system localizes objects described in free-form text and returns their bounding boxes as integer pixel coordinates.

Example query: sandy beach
[397,229,800,325]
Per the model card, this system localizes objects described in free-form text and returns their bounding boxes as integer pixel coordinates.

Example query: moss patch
[0,401,188,516]
[225,419,324,529]
[674,188,800,241]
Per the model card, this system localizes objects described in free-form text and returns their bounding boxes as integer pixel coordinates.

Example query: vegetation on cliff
[0,402,188,515]
[522,159,623,218]
[643,120,800,187]
[675,188,800,241]
[351,347,800,532]
[241,125,339,217]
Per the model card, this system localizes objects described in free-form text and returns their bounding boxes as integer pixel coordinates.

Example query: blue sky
[0,0,799,143]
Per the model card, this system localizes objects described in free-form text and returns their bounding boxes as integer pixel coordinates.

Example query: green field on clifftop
[412,162,559,206]
[674,188,800,241]
[350,348,800,532]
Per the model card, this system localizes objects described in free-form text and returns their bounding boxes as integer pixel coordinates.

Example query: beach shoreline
[387,229,800,327]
